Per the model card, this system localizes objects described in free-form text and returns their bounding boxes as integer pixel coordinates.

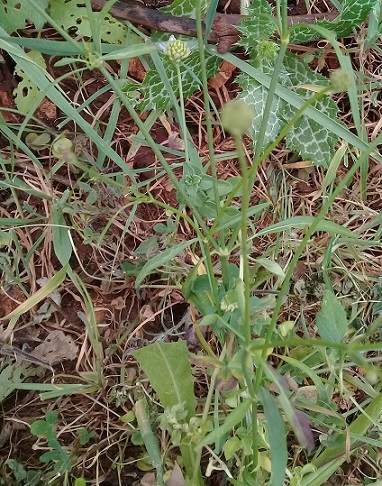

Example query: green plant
[30,410,72,475]
[0,0,382,484]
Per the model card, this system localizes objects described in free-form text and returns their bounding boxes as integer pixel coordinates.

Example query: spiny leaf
[236,0,276,49]
[290,0,379,44]
[160,0,210,18]
[137,52,220,112]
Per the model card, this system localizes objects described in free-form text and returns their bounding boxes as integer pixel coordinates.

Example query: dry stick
[91,0,337,53]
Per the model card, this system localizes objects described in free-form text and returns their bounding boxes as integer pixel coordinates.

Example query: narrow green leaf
[0,28,137,183]
[135,398,165,486]
[255,216,356,239]
[259,388,287,486]
[316,289,349,343]
[0,265,67,320]
[196,398,252,449]
[133,341,196,419]
[135,237,198,288]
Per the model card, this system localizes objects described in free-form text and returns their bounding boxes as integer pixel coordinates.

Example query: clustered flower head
[161,35,191,63]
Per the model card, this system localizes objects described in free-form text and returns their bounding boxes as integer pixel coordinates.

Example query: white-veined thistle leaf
[290,0,379,44]
[138,52,220,112]
[282,53,338,167]
[160,0,210,18]
[236,0,276,51]
[237,52,338,167]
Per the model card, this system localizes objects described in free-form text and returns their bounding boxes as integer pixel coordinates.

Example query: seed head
[220,99,255,136]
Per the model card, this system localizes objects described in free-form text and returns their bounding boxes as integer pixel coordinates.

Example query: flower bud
[220,99,255,137]
[163,35,191,63]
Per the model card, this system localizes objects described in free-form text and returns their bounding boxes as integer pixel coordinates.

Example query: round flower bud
[330,68,352,93]
[164,35,191,63]
[220,99,255,137]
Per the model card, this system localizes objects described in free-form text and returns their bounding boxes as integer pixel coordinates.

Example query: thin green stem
[233,133,258,467]
[253,132,382,396]
[100,66,209,232]
[195,0,230,288]
[177,64,190,165]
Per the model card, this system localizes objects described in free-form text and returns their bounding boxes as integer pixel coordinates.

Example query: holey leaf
[237,52,338,167]
[316,289,349,343]
[133,342,196,419]
[49,0,128,44]
[0,0,49,33]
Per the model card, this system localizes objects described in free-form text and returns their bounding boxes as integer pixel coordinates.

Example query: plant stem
[195,0,230,289]
[233,133,258,468]
[177,64,190,165]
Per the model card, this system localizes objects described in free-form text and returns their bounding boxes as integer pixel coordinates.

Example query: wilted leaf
[32,330,78,365]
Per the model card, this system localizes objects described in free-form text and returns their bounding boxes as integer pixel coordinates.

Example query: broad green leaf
[133,341,196,419]
[74,479,87,486]
[0,0,49,32]
[259,388,287,486]
[316,289,349,343]
[290,0,379,44]
[255,258,285,279]
[30,420,50,436]
[263,366,314,451]
[135,237,198,288]
[196,398,252,449]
